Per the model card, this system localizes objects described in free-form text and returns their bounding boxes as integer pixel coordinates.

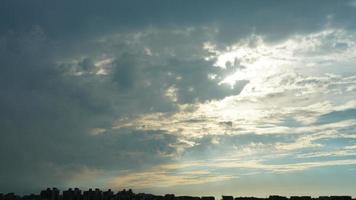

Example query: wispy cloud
[109,164,233,189]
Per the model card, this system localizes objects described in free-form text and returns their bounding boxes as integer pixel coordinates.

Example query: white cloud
[114,28,356,139]
[111,29,356,186]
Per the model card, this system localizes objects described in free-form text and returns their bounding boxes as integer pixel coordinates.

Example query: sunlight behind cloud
[114,29,356,139]
[210,29,356,96]
[112,29,356,185]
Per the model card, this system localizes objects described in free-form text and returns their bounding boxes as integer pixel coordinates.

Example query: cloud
[109,28,356,193]
[4,0,356,42]
[317,108,356,124]
[0,26,248,193]
[107,157,356,190]
[1,1,356,195]
[115,28,356,137]
[109,166,232,189]
[0,26,192,190]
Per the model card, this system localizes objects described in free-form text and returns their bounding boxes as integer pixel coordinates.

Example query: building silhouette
[0,188,354,200]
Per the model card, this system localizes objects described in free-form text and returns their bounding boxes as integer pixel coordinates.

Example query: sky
[1,0,356,197]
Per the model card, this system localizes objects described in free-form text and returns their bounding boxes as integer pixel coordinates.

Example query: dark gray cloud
[2,0,356,43]
[1,0,356,196]
[0,22,240,193]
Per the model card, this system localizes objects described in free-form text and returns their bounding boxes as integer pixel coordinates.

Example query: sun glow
[209,29,355,94]
[115,29,356,139]
[211,36,293,90]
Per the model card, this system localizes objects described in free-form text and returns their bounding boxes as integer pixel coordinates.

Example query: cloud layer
[0,0,356,197]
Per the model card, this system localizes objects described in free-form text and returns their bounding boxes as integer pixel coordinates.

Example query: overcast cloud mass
[0,0,356,197]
